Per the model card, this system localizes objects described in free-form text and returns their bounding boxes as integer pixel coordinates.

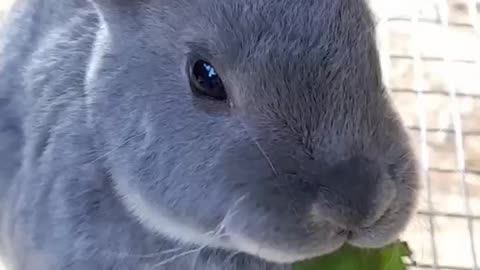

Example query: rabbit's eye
[189,60,226,100]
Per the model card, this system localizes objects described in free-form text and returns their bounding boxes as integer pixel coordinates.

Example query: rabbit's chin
[223,222,402,264]
[220,206,412,264]
[222,221,400,264]
[115,179,406,265]
[224,232,347,264]
[116,184,341,263]
[115,180,342,264]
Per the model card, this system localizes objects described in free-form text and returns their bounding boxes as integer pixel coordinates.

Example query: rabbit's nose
[314,157,396,229]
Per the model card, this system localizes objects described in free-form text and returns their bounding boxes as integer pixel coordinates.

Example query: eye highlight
[189,60,227,100]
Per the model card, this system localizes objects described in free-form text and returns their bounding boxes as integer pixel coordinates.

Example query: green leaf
[293,241,411,270]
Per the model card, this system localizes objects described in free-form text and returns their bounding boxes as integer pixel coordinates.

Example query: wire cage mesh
[370,0,480,269]
[0,0,480,270]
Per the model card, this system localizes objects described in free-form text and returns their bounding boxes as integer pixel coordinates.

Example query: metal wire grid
[376,0,480,269]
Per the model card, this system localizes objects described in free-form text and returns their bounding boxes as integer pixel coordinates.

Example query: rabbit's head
[86,0,419,263]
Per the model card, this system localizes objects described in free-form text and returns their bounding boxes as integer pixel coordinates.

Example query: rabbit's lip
[346,206,407,249]
[226,231,348,264]
[347,182,418,248]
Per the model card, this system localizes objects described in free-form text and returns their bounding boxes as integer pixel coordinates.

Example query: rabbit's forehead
[219,40,383,120]
[150,0,384,123]
[175,0,379,86]
[166,0,375,58]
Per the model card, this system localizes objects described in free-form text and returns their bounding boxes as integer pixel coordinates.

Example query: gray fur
[0,0,420,269]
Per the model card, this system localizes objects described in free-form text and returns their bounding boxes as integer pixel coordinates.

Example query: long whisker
[189,194,247,269]
[152,233,229,269]
[252,137,279,176]
[237,120,279,176]
[100,247,184,259]
[236,118,302,220]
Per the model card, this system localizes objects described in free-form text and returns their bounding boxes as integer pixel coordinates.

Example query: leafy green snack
[293,241,411,270]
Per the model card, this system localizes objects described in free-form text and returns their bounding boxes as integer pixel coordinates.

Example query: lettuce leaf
[293,241,411,270]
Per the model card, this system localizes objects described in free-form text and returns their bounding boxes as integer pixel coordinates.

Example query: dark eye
[189,60,226,100]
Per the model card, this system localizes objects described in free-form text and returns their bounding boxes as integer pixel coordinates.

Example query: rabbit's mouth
[347,184,418,249]
[217,206,349,264]
[217,182,417,265]
[222,209,405,265]
[226,230,348,264]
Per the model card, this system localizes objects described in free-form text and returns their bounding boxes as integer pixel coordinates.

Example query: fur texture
[0,0,420,269]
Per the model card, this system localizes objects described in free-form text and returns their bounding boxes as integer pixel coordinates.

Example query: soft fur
[0,0,420,269]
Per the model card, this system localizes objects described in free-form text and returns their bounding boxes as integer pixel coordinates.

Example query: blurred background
[369,0,480,269]
[1,0,479,269]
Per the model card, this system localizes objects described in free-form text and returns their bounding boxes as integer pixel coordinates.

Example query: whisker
[236,118,303,221]
[237,120,278,176]
[252,138,279,176]
[152,247,206,268]
[100,247,184,259]
[152,233,229,269]
[189,194,248,268]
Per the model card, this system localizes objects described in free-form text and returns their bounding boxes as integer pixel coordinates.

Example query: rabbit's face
[88,0,419,264]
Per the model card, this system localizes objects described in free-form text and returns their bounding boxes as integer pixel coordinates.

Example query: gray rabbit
[0,0,420,269]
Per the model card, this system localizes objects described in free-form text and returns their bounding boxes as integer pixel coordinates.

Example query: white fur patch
[84,16,109,126]
[113,172,347,263]
[85,11,234,254]
[84,22,108,90]
[228,233,310,263]
[113,173,337,263]
[113,174,233,250]
[227,232,343,264]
